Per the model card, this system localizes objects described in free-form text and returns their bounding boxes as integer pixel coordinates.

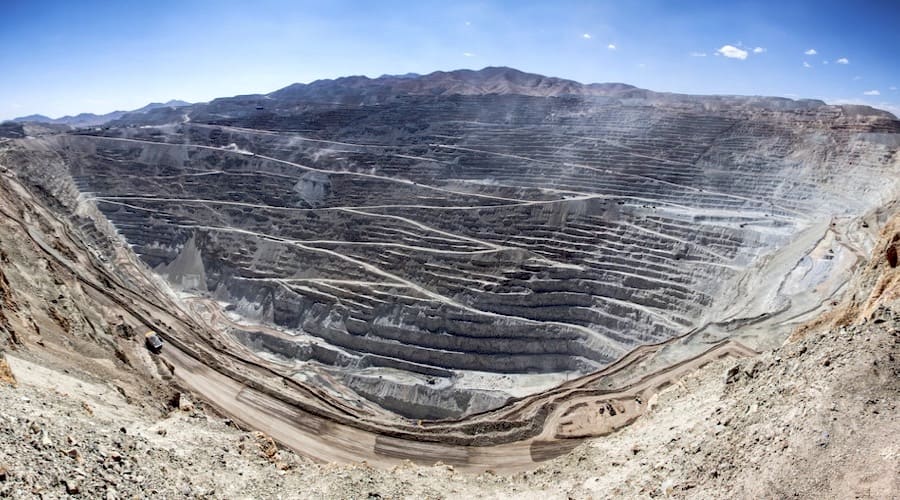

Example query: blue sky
[2,0,898,120]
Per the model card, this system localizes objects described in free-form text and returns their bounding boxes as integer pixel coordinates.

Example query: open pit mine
[1,67,898,470]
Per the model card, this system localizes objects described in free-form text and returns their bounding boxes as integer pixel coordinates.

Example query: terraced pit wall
[19,93,900,419]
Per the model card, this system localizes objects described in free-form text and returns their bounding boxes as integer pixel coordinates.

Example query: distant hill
[12,100,191,127]
[132,100,191,113]
[12,114,54,123]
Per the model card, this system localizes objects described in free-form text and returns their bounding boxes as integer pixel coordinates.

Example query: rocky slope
[0,235,896,497]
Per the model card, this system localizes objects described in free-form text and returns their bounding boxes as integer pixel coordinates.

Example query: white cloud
[582,33,592,39]
[636,63,646,68]
[822,60,829,65]
[753,47,766,54]
[891,86,898,91]
[690,51,707,57]
[464,21,471,26]
[462,52,475,57]
[803,61,812,68]
[716,45,748,60]
[804,49,817,55]
[863,90,881,96]
[836,57,849,64]
[853,75,862,81]
[607,43,616,50]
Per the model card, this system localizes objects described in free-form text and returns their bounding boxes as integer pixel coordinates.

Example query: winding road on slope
[160,333,755,471]
[0,134,786,473]
[167,297,758,470]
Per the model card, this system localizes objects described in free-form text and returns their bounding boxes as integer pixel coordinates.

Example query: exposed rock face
[6,68,900,418]
[293,172,332,208]
[156,235,208,293]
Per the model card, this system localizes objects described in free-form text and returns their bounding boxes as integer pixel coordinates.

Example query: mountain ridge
[166,67,897,123]
[265,67,640,102]
[9,68,897,128]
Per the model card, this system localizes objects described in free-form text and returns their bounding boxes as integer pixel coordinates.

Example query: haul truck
[145,331,164,354]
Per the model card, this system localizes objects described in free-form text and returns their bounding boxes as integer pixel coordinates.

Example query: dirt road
[160,328,753,471]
